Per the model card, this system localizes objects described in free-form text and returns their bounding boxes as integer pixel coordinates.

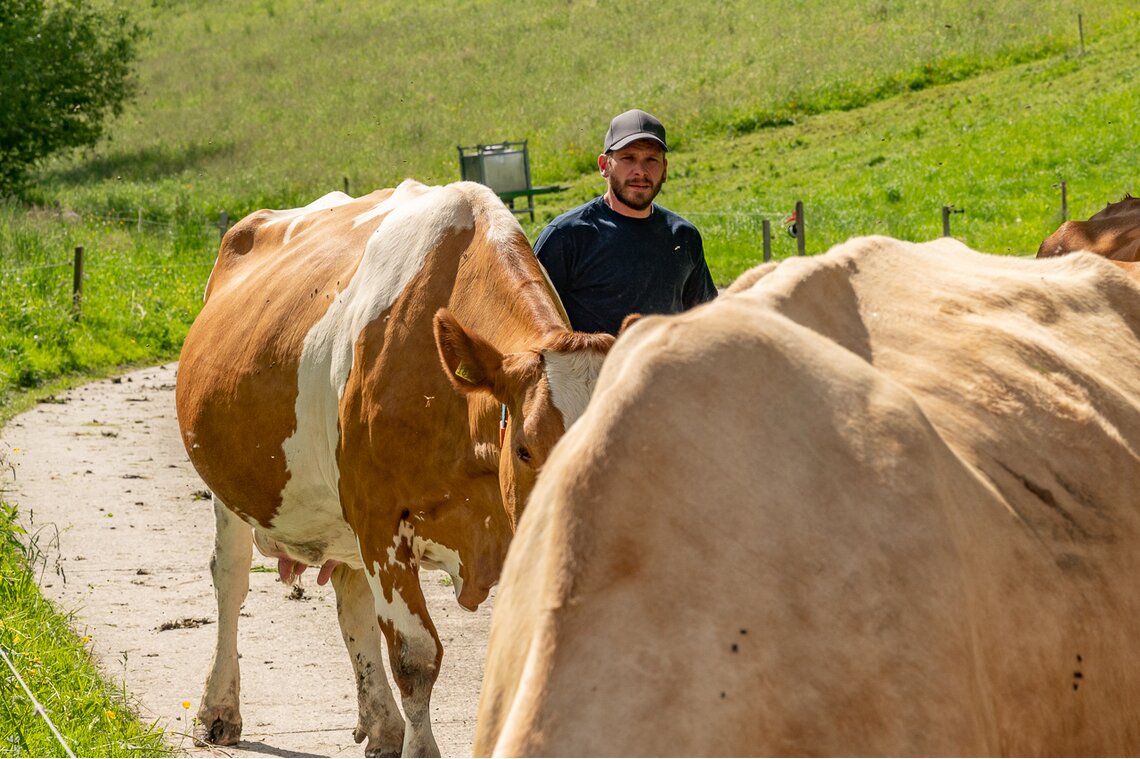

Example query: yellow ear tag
[454,363,476,383]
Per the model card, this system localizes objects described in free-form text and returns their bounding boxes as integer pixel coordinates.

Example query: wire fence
[0,646,77,758]
[0,207,224,276]
[0,177,1080,321]
[82,209,228,237]
[0,208,221,320]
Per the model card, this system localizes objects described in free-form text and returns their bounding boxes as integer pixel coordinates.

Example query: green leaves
[0,0,143,197]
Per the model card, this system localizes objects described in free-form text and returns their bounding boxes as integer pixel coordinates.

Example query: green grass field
[28,2,1140,275]
[2,0,1139,752]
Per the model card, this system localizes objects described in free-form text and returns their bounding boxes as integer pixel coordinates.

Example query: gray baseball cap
[603,109,668,153]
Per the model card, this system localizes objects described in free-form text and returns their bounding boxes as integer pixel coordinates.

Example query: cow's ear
[618,312,643,336]
[434,308,503,396]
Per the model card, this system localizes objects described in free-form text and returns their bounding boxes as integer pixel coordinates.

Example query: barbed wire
[84,211,221,233]
[1,207,787,277]
[0,262,74,274]
[0,646,77,758]
[0,259,215,275]
[680,210,789,218]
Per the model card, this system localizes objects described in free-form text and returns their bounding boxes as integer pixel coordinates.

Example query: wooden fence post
[1078,13,1085,56]
[344,176,350,195]
[762,219,772,262]
[72,246,84,320]
[219,211,229,242]
[795,200,805,256]
[1060,180,1068,221]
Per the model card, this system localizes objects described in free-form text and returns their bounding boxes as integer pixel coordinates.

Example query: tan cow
[475,237,1140,756]
[175,180,612,757]
[1037,193,1140,261]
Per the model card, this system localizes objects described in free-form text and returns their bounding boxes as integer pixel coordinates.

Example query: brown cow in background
[1037,193,1140,261]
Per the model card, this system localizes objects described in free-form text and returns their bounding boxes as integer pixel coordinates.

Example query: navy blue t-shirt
[534,197,718,335]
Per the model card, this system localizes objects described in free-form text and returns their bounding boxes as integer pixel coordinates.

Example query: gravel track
[2,364,492,758]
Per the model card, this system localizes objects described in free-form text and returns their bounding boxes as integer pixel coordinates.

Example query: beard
[611,175,664,212]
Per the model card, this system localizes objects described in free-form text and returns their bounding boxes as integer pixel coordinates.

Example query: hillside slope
[38,1,1140,278]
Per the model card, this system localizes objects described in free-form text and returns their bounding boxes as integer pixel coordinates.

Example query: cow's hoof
[355,725,402,758]
[194,713,242,747]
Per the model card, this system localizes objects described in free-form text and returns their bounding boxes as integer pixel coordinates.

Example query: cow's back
[476,237,1140,756]
[176,181,480,537]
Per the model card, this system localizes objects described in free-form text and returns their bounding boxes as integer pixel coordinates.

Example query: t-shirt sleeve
[683,228,718,307]
[534,223,573,293]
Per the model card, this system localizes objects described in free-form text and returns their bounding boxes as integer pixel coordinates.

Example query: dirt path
[1,364,493,758]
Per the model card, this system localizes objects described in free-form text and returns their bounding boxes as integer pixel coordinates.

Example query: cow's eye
[516,446,532,463]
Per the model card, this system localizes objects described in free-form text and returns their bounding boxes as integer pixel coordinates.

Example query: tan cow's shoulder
[477,235,1140,756]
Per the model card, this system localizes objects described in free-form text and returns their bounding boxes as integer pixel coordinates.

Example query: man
[534,109,718,336]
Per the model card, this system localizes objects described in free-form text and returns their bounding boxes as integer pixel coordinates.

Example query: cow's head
[433,308,612,527]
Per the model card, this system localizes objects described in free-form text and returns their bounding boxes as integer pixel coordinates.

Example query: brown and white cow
[475,237,1140,756]
[1037,193,1140,261]
[175,180,612,757]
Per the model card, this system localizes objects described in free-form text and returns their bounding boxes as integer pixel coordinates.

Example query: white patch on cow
[414,536,464,600]
[352,179,428,229]
[385,519,416,571]
[269,184,477,563]
[450,181,521,248]
[262,191,355,245]
[252,529,281,559]
[543,349,607,428]
[360,537,433,650]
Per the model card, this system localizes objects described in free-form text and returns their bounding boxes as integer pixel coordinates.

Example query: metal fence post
[72,246,84,320]
[942,204,964,237]
[795,200,805,256]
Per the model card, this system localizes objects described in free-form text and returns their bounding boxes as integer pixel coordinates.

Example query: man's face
[600,140,667,213]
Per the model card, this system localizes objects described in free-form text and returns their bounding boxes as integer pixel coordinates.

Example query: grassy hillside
[4,0,1134,394]
[28,0,1137,284]
[50,1,1096,176]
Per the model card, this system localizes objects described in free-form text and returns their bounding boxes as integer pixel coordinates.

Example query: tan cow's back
[476,237,1140,756]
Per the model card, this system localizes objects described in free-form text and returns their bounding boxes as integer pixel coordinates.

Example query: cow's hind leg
[332,564,405,757]
[195,497,252,746]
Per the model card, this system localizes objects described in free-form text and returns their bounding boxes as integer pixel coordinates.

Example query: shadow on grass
[44,140,235,185]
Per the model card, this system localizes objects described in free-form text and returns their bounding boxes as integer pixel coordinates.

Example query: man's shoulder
[546,196,607,229]
[653,204,701,236]
[536,198,608,252]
